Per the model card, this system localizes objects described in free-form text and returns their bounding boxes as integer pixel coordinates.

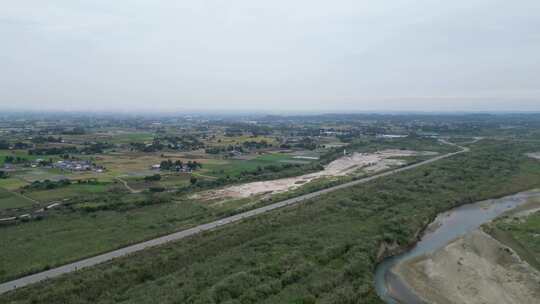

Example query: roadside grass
[0,200,211,283]
[3,140,540,303]
[0,188,35,210]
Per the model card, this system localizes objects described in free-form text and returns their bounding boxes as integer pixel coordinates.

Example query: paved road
[0,143,468,295]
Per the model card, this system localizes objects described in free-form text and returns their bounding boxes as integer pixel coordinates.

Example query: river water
[374,190,540,304]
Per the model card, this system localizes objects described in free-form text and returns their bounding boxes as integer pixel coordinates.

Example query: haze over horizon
[2,1,539,112]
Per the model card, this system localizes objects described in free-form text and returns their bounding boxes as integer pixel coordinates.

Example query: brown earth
[195,150,435,200]
[393,229,540,304]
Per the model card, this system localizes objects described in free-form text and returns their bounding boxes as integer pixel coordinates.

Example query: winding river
[374,190,540,304]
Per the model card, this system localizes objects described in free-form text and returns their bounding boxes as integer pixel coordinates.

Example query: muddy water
[374,190,540,304]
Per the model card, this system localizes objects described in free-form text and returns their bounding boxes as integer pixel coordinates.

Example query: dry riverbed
[394,230,540,304]
[195,150,436,200]
[392,197,540,304]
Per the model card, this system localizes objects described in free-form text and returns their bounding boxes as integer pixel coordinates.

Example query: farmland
[1,113,540,303]
[0,136,444,282]
[3,138,540,303]
[0,188,35,210]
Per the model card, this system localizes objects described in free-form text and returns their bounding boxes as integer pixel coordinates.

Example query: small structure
[54,160,95,172]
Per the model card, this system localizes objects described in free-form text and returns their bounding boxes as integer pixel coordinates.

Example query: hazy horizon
[2,1,539,112]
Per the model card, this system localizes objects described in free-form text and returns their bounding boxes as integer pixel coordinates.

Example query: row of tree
[159,159,202,171]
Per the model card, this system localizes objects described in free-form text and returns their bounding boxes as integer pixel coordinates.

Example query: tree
[144,174,161,182]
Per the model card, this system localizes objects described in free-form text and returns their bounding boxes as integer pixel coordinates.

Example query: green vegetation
[3,140,540,303]
[0,178,28,191]
[0,150,41,166]
[24,179,72,191]
[485,209,540,271]
[25,183,111,203]
[0,188,35,210]
[202,153,304,178]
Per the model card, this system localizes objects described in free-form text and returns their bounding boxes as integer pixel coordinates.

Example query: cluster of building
[53,160,104,172]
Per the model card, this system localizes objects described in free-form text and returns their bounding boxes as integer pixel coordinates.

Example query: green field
[0,178,28,191]
[124,174,191,191]
[3,139,540,303]
[0,188,35,210]
[0,150,42,166]
[25,183,111,203]
[107,132,155,144]
[202,153,306,178]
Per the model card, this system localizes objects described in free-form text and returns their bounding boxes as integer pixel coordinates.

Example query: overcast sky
[1,0,539,113]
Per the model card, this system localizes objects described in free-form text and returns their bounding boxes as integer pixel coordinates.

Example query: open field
[0,188,35,210]
[205,135,278,147]
[0,178,29,191]
[62,131,155,145]
[122,174,191,191]
[200,152,312,178]
[25,183,112,203]
[0,150,43,166]
[3,140,540,303]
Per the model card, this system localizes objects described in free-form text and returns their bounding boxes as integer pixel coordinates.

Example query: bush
[144,174,161,182]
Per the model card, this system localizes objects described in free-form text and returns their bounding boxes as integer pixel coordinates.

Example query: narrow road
[0,142,469,295]
[115,177,142,194]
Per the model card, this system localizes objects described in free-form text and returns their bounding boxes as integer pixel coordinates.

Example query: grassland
[206,135,278,147]
[0,150,42,166]
[0,178,28,191]
[485,208,540,271]
[0,188,35,210]
[24,183,112,203]
[62,131,155,145]
[123,174,191,191]
[3,139,540,303]
[202,153,306,178]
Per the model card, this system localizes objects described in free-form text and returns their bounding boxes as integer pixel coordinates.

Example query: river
[374,190,540,304]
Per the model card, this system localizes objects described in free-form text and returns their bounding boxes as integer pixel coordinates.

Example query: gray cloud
[1,0,539,112]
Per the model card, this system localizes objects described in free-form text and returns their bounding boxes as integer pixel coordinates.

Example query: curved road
[0,141,469,295]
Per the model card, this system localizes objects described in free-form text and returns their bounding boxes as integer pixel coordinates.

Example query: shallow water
[374,190,540,304]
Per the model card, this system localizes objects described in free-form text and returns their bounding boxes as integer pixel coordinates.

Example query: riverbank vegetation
[485,207,540,271]
[3,139,540,303]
